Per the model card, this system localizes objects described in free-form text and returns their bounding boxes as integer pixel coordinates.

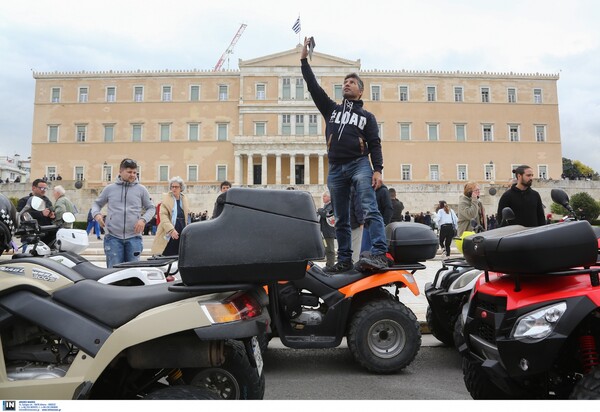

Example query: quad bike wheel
[453,313,465,351]
[570,366,600,399]
[347,299,421,374]
[462,356,512,399]
[426,306,454,346]
[184,340,265,400]
[144,385,222,400]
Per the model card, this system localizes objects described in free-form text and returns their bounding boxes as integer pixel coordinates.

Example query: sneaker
[357,253,393,272]
[324,261,354,273]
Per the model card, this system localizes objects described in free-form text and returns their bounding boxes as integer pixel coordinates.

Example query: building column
[275,154,282,185]
[318,154,325,185]
[234,153,242,186]
[247,154,254,186]
[261,154,268,185]
[304,154,310,185]
[289,154,296,186]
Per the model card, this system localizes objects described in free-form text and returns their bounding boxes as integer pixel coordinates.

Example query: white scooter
[15,197,177,286]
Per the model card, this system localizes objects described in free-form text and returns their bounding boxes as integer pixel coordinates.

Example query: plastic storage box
[178,188,325,285]
[462,221,598,274]
[385,222,438,263]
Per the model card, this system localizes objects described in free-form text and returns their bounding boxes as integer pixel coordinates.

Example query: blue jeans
[104,234,143,268]
[328,157,387,263]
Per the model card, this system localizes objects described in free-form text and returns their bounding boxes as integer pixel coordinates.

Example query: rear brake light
[201,292,262,324]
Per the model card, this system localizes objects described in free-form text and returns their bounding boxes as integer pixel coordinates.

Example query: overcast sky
[1,0,599,172]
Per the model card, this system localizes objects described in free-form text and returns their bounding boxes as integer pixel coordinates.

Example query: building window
[538,165,548,179]
[188,123,199,141]
[104,124,114,142]
[534,88,542,104]
[217,123,228,141]
[429,164,440,181]
[78,87,88,103]
[282,114,291,135]
[400,123,411,141]
[295,115,304,135]
[48,125,59,142]
[484,164,495,181]
[51,87,60,103]
[217,165,227,181]
[190,85,200,101]
[47,166,57,181]
[401,164,412,181]
[427,86,436,102]
[256,83,266,100]
[371,85,381,101]
[255,122,266,136]
[508,87,517,103]
[75,166,84,181]
[509,124,520,142]
[282,78,291,100]
[132,124,142,142]
[309,114,318,135]
[162,86,172,102]
[427,123,439,141]
[455,124,466,141]
[134,86,144,102]
[334,84,343,100]
[188,165,198,182]
[481,87,490,103]
[295,78,304,100]
[482,124,493,142]
[102,164,112,182]
[457,164,468,181]
[378,123,383,139]
[218,85,228,101]
[158,165,169,182]
[535,125,546,142]
[160,124,171,141]
[454,86,463,102]
[399,85,409,101]
[76,125,87,142]
[106,86,116,102]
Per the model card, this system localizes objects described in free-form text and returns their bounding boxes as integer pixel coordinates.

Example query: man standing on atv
[300,37,389,273]
[497,164,546,227]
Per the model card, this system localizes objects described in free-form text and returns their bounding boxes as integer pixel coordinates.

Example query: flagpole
[298,13,301,44]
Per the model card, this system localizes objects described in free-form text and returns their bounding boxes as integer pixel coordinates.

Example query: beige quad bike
[0,188,325,400]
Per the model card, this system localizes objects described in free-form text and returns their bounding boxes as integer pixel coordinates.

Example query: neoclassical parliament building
[30,45,561,190]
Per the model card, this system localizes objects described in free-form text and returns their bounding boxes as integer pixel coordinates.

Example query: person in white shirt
[435,200,458,257]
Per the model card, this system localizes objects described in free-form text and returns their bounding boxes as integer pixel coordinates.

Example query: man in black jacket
[17,178,56,244]
[317,191,336,269]
[497,165,545,227]
[301,37,389,272]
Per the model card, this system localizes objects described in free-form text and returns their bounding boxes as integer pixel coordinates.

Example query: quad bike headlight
[511,302,567,341]
[449,269,483,292]
[201,292,262,324]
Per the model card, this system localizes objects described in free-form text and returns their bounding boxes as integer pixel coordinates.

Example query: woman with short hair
[151,176,190,256]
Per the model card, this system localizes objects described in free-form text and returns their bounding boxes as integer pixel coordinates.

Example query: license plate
[251,336,264,377]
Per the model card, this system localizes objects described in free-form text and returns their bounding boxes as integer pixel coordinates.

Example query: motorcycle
[0,187,326,400]
[264,221,439,374]
[459,188,600,399]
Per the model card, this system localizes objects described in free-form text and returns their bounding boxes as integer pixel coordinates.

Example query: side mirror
[501,207,516,224]
[551,188,574,214]
[62,212,76,223]
[30,196,45,211]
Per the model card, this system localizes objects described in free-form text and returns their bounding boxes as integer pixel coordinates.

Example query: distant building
[30,45,561,188]
[0,154,29,183]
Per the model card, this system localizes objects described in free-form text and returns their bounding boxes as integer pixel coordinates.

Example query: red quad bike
[265,222,438,374]
[459,188,600,399]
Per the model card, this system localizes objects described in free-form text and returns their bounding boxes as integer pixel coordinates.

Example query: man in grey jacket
[91,158,155,267]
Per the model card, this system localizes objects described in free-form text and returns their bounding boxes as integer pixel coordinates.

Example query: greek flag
[292,17,301,34]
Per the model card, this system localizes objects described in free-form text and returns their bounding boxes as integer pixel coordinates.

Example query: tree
[550,191,600,223]
[562,157,599,180]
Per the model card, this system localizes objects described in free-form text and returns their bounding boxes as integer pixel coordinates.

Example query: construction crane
[214,23,247,71]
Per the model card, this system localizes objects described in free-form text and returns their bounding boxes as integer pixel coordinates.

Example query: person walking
[151,176,190,256]
[436,200,458,258]
[52,185,75,228]
[301,37,389,272]
[317,190,336,269]
[91,158,155,268]
[497,165,546,227]
[86,208,102,239]
[457,182,486,236]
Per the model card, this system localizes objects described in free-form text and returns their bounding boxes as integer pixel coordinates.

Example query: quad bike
[0,187,327,400]
[458,188,600,399]
[264,221,439,374]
